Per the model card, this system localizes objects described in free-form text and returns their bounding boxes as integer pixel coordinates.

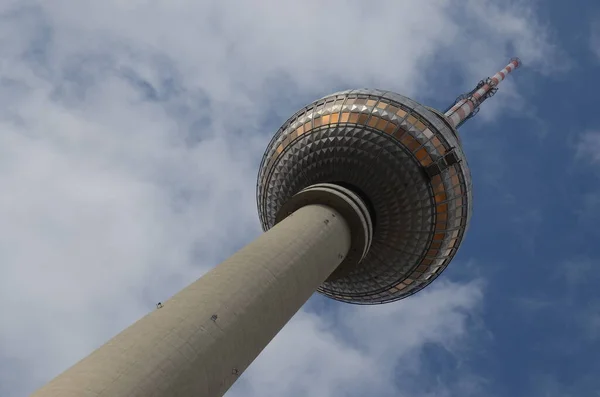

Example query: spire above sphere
[444,57,521,128]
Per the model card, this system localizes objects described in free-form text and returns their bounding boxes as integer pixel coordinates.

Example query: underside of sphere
[257,89,473,304]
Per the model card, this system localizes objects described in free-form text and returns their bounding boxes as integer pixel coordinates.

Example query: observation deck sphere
[257,89,473,304]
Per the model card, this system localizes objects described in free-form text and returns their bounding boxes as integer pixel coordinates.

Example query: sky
[0,0,599,396]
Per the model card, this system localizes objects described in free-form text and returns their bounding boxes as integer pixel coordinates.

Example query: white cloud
[229,280,484,397]
[0,1,561,396]
[576,130,600,164]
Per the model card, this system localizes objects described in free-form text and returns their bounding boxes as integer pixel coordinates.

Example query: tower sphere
[257,89,472,304]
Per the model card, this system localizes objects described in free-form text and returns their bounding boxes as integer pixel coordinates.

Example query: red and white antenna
[444,57,521,129]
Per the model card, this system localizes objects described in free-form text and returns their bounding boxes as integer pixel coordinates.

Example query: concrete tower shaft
[30,185,372,397]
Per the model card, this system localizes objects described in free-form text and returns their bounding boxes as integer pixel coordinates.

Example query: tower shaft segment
[31,185,372,397]
[444,58,521,128]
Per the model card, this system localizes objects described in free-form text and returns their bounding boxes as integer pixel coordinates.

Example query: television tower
[31,58,520,397]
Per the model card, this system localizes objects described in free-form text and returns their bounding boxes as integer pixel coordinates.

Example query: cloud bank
[0,1,562,396]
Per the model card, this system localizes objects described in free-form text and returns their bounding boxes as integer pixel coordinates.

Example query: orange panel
[303,121,311,132]
[368,116,380,127]
[435,193,447,203]
[388,105,399,114]
[341,112,350,123]
[437,213,448,221]
[435,221,447,230]
[276,144,283,154]
[437,204,448,213]
[421,258,433,265]
[431,137,447,155]
[396,108,407,118]
[401,134,420,151]
[409,140,421,151]
[433,233,445,241]
[451,175,460,185]
[366,99,377,107]
[376,118,388,130]
[321,114,331,124]
[415,120,427,131]
[420,156,433,166]
[393,128,406,139]
[358,114,369,124]
[384,122,396,134]
[407,115,417,125]
[296,125,305,136]
[454,197,463,206]
[313,118,322,128]
[416,148,428,160]
[431,175,442,185]
[426,249,439,257]
[330,113,340,123]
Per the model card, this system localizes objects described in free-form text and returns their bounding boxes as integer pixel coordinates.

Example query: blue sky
[1,1,599,396]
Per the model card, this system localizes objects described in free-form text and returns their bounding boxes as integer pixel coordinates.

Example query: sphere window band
[257,89,472,304]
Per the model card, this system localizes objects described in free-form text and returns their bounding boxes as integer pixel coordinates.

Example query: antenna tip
[510,57,522,68]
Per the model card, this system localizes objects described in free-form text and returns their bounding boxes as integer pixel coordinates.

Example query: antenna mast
[444,57,521,129]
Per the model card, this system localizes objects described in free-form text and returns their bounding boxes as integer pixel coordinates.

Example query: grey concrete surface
[30,204,351,397]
